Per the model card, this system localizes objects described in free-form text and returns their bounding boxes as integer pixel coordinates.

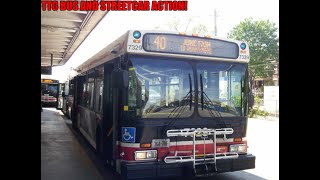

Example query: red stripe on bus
[117,142,247,161]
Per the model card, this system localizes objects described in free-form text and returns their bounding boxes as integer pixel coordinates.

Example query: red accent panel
[117,141,247,161]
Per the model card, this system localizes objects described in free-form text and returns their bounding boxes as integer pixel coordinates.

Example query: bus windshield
[197,62,247,117]
[41,84,58,97]
[128,56,194,118]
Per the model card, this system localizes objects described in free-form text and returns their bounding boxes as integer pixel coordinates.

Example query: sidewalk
[41,108,103,180]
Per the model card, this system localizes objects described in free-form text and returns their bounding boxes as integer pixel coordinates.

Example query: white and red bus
[69,30,255,179]
[41,79,60,107]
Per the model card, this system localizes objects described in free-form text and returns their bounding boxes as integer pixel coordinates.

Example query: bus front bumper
[121,154,255,179]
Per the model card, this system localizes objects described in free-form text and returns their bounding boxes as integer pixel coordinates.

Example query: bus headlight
[229,144,247,153]
[134,150,157,160]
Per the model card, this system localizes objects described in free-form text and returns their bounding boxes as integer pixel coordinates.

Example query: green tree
[228,18,279,83]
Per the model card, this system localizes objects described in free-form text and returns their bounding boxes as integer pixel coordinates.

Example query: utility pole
[214,9,217,36]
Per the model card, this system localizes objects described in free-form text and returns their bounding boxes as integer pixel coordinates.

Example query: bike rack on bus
[165,128,239,176]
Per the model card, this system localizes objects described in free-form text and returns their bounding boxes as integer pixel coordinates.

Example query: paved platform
[41,108,103,180]
[40,107,269,180]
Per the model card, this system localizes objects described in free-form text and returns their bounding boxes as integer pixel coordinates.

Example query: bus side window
[95,66,104,112]
[85,72,95,109]
[78,75,87,107]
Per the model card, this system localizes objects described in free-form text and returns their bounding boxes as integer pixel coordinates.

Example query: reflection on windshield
[197,62,246,117]
[128,57,194,118]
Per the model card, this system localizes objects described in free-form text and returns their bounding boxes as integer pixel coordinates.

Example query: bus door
[68,79,75,122]
[57,83,65,109]
[102,62,117,165]
[74,75,85,129]
[62,81,70,117]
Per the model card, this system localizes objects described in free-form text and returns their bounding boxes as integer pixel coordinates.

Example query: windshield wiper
[168,73,193,118]
[166,73,193,124]
[189,74,193,110]
[200,74,204,110]
[199,73,227,128]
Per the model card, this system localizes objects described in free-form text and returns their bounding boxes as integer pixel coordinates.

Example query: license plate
[152,139,170,148]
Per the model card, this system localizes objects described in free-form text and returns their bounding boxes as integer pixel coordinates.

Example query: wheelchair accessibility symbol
[122,127,136,143]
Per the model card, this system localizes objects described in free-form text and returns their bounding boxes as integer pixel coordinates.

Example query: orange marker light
[234,137,242,142]
[140,143,151,148]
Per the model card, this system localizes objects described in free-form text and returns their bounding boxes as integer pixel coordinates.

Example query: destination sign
[41,79,59,83]
[143,34,239,59]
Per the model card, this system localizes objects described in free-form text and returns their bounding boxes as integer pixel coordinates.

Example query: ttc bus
[41,79,59,107]
[68,30,255,179]
[41,79,65,109]
[61,80,74,119]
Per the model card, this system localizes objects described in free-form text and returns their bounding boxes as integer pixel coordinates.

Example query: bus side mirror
[62,92,66,97]
[248,92,254,108]
[111,69,129,88]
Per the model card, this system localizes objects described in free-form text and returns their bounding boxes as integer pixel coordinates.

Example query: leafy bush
[248,108,257,118]
[248,95,269,118]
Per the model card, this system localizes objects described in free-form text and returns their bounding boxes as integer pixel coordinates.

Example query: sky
[45,0,279,82]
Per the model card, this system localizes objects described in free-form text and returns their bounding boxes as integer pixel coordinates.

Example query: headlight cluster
[229,144,247,153]
[134,150,157,160]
